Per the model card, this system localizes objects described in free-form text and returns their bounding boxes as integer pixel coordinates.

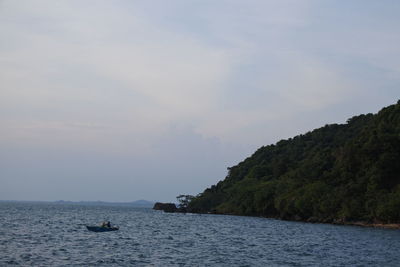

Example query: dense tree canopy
[187,100,400,224]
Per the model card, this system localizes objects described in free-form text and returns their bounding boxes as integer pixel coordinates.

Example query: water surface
[1,202,399,266]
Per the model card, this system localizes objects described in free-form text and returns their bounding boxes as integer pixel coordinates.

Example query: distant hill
[188,100,400,224]
[129,199,155,208]
[54,200,154,208]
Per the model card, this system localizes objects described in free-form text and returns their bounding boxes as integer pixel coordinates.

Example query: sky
[1,0,400,202]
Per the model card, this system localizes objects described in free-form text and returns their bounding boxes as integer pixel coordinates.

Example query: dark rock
[332,218,345,225]
[322,218,333,224]
[177,207,187,213]
[153,202,178,213]
[294,215,303,221]
[307,217,319,223]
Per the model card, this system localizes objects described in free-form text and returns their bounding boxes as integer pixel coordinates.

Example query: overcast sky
[1,0,399,202]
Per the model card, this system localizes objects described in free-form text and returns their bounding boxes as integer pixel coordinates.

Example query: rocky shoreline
[259,215,400,229]
[153,203,400,229]
[335,222,400,229]
[263,215,400,229]
[153,202,186,213]
[286,215,400,229]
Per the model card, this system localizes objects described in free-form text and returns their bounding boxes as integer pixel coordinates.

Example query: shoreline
[154,203,400,229]
[337,221,400,229]
[188,211,400,230]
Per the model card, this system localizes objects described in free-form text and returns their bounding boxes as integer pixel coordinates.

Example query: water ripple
[1,202,400,266]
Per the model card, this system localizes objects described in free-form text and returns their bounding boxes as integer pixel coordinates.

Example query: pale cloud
[0,0,341,144]
[0,0,232,138]
[1,0,399,201]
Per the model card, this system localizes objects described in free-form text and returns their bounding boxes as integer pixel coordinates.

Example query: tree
[176,195,195,210]
[180,101,400,224]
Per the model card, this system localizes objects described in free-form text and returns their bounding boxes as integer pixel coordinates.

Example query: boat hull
[86,226,119,232]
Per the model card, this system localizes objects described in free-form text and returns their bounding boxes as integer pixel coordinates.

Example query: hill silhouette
[187,100,400,225]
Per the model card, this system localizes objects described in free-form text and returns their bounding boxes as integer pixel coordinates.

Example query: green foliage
[187,101,400,223]
[176,195,195,209]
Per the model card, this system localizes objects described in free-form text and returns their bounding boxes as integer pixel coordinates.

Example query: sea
[1,202,400,266]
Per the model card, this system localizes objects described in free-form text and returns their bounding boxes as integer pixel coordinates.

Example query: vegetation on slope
[187,101,400,224]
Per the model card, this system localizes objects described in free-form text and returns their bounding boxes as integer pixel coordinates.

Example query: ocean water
[1,202,400,266]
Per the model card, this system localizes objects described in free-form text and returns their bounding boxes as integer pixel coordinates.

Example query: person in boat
[101,221,111,228]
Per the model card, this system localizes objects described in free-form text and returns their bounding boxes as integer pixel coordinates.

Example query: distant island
[1,199,155,208]
[184,100,400,228]
[54,200,155,208]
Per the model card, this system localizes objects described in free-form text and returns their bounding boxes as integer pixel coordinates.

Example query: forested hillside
[188,101,400,224]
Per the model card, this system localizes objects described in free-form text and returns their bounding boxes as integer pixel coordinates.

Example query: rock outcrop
[153,202,178,213]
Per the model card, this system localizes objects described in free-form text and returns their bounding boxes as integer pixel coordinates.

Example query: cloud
[0,0,233,138]
[0,0,348,146]
[1,0,399,201]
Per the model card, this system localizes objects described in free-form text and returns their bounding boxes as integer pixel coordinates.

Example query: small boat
[86,221,119,232]
[86,225,119,232]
